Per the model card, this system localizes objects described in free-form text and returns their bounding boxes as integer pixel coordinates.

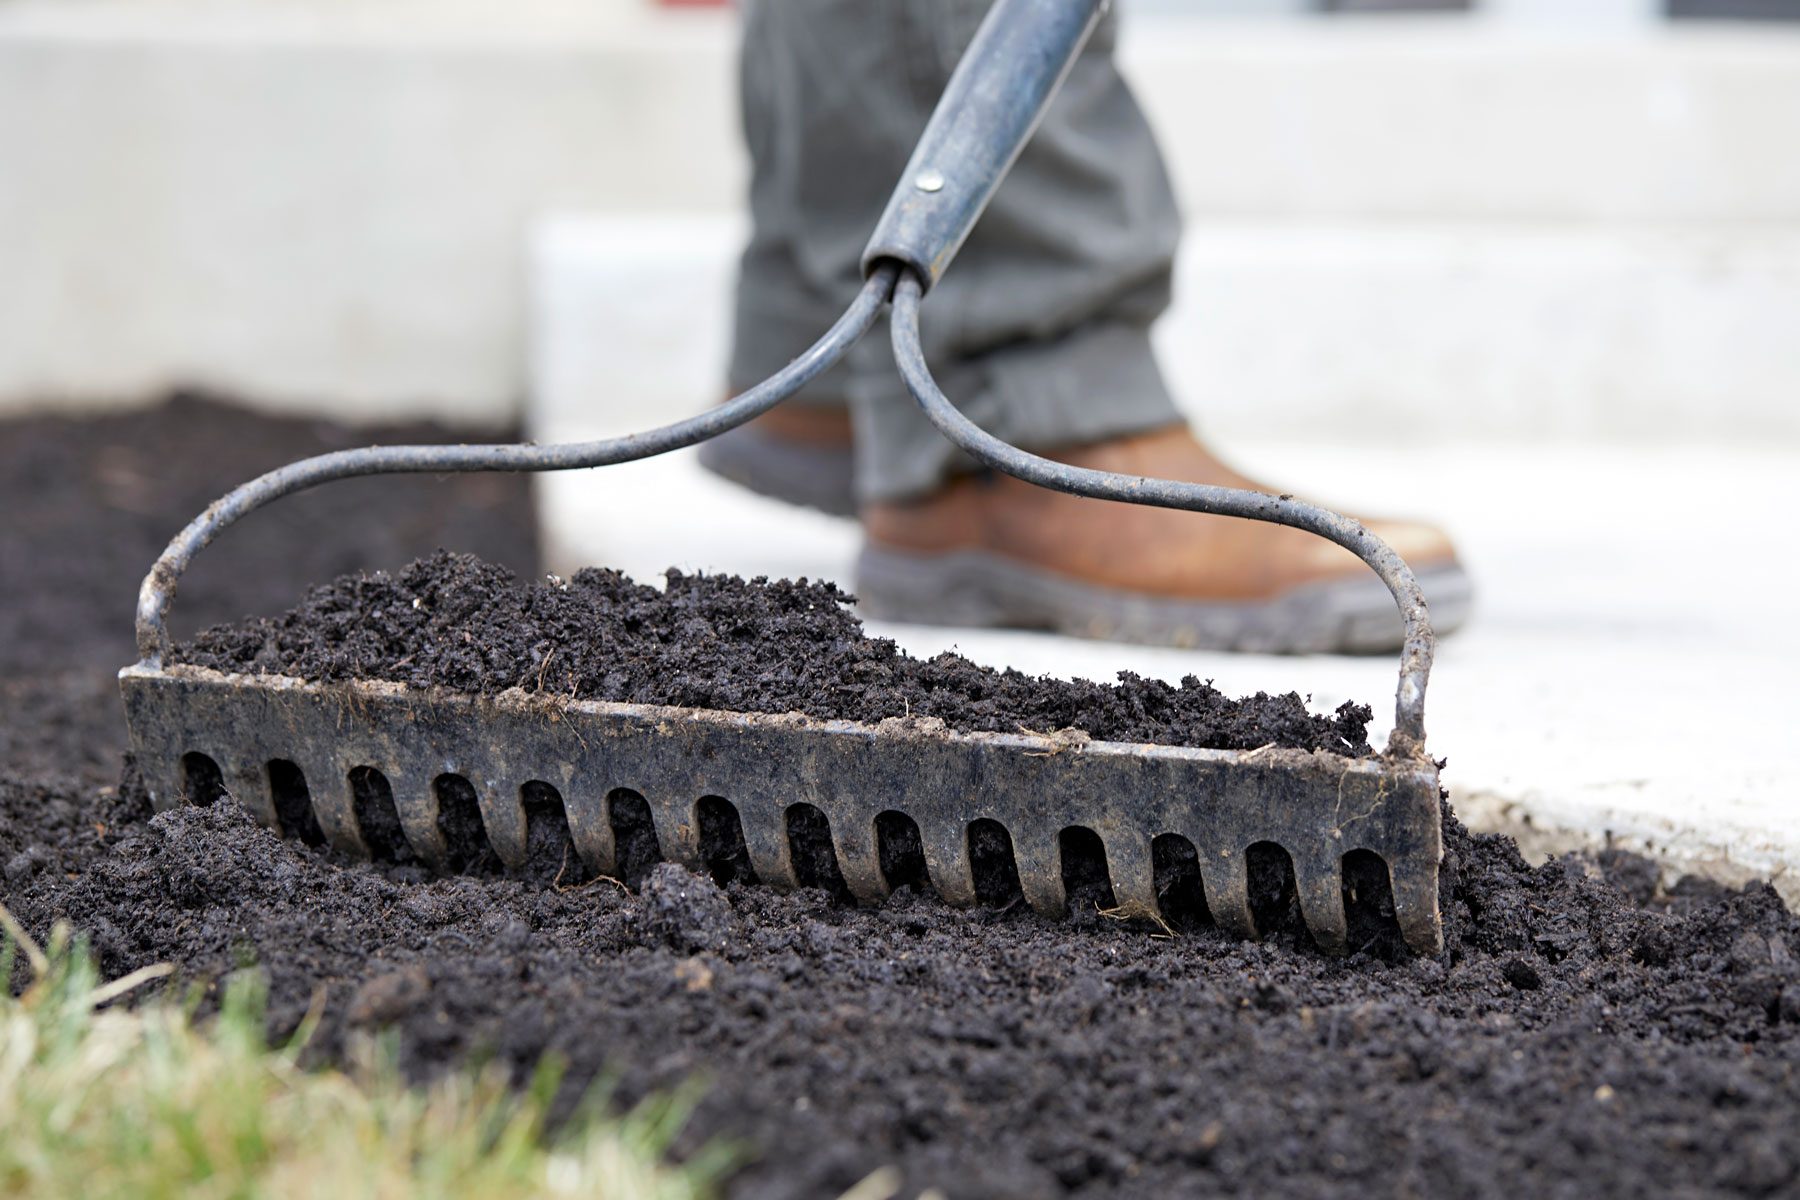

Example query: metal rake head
[121,664,1444,954]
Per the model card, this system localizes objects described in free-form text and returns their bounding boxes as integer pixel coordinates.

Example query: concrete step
[7,1,1799,420]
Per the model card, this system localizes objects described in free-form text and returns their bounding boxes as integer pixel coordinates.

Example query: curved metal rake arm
[133,0,1436,762]
[132,263,899,668]
[884,269,1436,758]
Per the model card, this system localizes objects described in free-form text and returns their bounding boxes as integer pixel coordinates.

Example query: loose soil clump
[5,399,1799,1199]
[175,551,1375,756]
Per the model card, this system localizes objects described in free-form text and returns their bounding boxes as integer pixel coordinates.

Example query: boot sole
[856,545,1472,655]
[696,424,857,518]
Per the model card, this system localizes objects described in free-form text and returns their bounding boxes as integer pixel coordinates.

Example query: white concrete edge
[1455,787,1798,907]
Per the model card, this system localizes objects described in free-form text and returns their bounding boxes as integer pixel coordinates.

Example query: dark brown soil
[5,398,1799,1199]
[174,551,1375,757]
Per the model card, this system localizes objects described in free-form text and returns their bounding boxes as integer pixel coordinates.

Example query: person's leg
[712,0,1181,511]
[842,0,1185,502]
[700,0,868,515]
[720,0,1471,651]
[724,0,895,401]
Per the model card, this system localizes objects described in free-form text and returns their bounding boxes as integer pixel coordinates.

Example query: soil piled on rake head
[174,550,1376,757]
[5,399,1800,1199]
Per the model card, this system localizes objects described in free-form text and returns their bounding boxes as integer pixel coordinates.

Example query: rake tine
[1391,859,1445,957]
[647,795,701,872]
[829,814,892,907]
[739,801,801,891]
[451,735,512,865]
[1011,829,1068,919]
[1099,832,1158,923]
[921,820,979,908]
[471,773,528,869]
[304,754,368,858]
[383,769,446,869]
[565,787,619,879]
[1200,848,1257,940]
[1294,851,1350,955]
[226,756,279,830]
[141,752,184,816]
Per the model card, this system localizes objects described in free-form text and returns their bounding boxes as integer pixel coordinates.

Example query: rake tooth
[564,784,618,878]
[1011,828,1068,919]
[647,794,702,870]
[1098,831,1158,923]
[375,768,444,869]
[297,755,367,858]
[739,801,801,891]
[829,814,892,907]
[920,819,978,907]
[225,756,279,829]
[797,741,889,904]
[470,771,527,869]
[142,750,185,813]
[1293,848,1350,955]
[1199,845,1257,939]
[1390,856,1445,957]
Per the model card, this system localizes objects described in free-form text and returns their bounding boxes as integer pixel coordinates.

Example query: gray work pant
[728,0,1184,503]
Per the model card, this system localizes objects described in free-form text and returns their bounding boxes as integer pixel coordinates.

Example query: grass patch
[0,907,732,1200]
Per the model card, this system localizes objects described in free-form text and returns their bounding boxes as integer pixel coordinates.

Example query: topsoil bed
[173,551,1377,758]
[5,398,1799,1199]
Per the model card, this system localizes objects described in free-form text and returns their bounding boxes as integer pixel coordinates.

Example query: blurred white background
[4,0,1798,442]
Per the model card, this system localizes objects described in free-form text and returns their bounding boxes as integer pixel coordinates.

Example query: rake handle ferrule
[861,0,1107,292]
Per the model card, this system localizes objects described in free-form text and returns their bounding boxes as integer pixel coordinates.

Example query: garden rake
[120,0,1446,955]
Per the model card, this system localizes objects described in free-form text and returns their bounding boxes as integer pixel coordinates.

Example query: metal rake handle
[862,0,1107,291]
[134,0,1434,757]
[131,265,896,667]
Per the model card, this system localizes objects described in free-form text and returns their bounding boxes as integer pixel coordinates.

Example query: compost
[174,550,1374,756]
[4,397,1798,1199]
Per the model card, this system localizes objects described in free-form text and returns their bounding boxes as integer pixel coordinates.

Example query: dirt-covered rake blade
[121,0,1446,955]
[120,668,1443,954]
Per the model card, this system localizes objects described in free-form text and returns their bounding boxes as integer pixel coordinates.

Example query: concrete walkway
[536,439,1800,901]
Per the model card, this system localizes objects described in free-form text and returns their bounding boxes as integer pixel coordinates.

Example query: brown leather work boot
[696,404,857,517]
[856,424,1472,653]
